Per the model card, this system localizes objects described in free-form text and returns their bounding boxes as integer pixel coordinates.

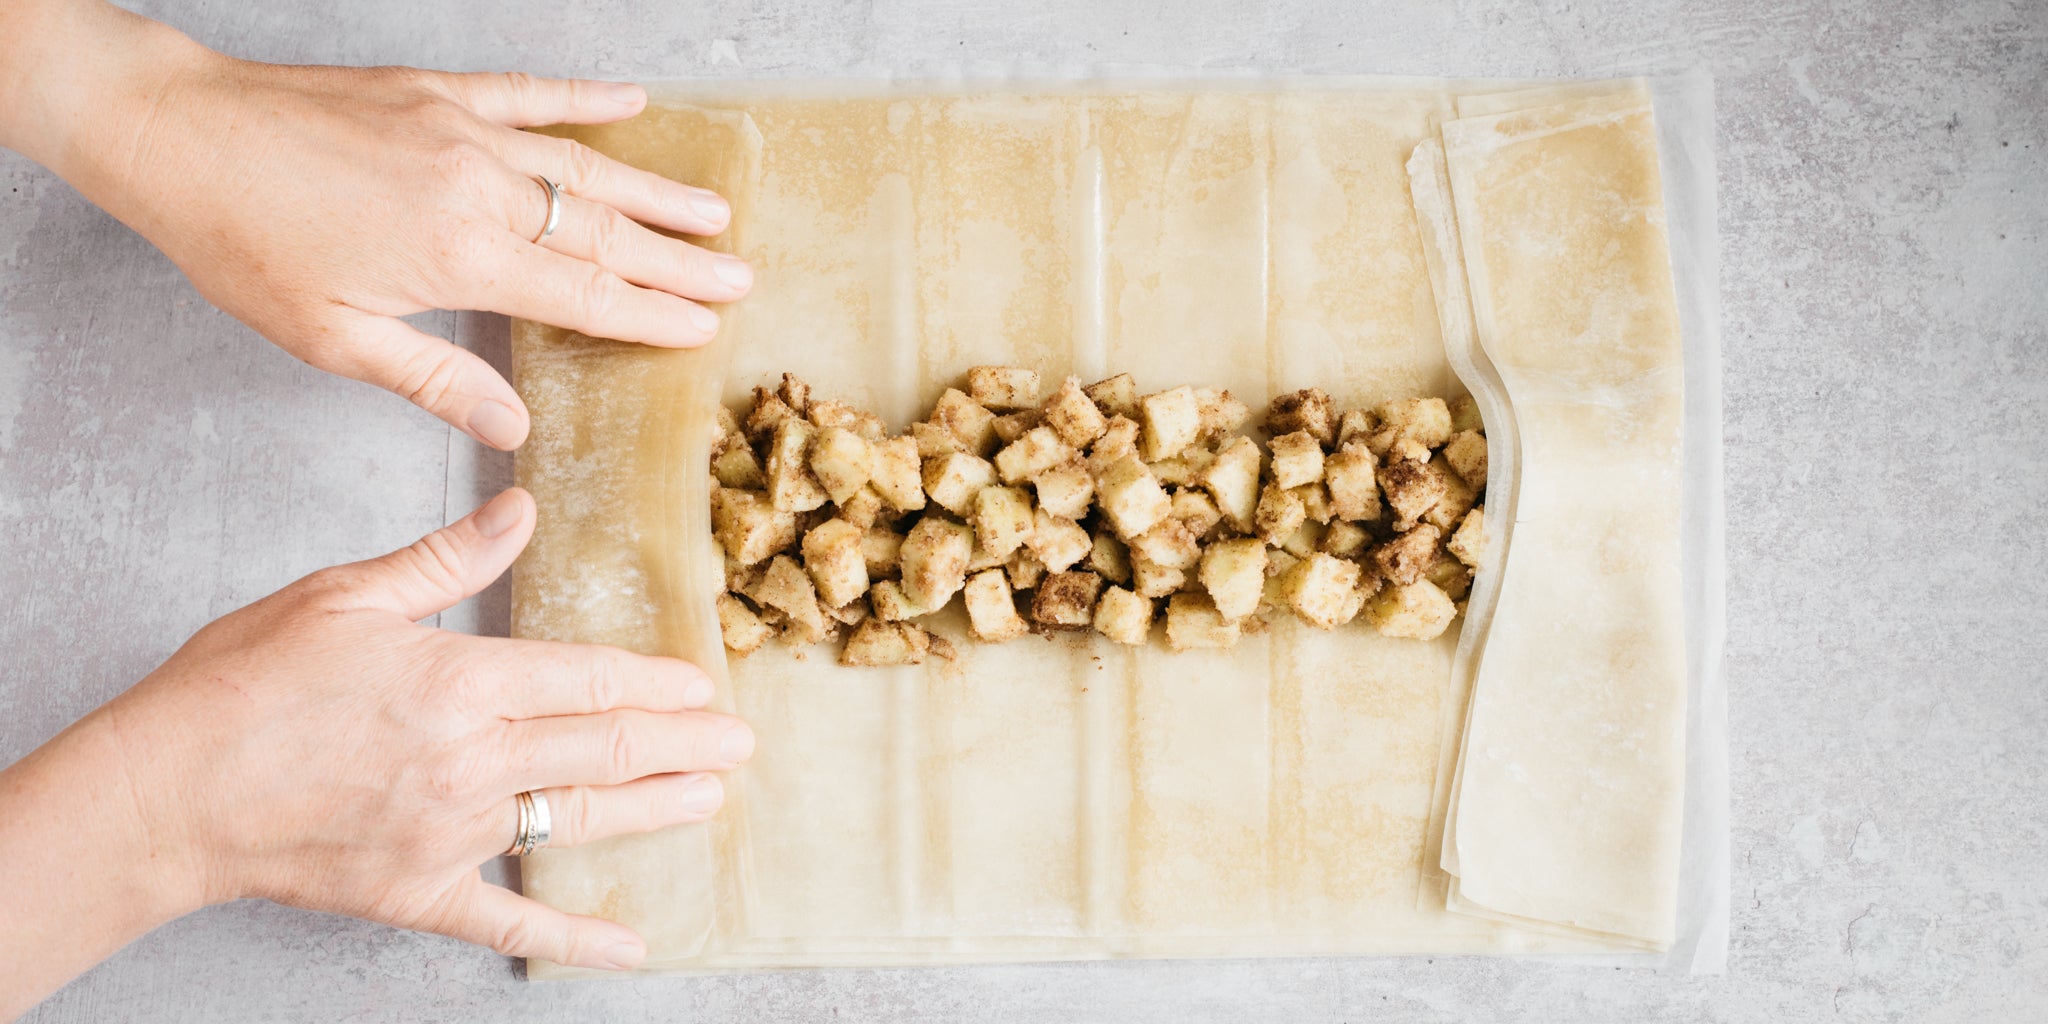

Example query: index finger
[434,71,647,128]
[465,637,716,719]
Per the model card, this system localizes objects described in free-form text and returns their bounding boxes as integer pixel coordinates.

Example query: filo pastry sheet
[1412,82,1691,952]
[509,78,1712,976]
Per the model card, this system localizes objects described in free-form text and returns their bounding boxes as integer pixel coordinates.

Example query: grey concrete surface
[3,0,2044,1020]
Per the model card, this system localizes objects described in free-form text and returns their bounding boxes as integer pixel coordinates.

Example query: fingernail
[688,190,729,225]
[680,775,724,815]
[474,490,525,538]
[712,255,752,291]
[467,399,525,450]
[719,723,755,764]
[600,81,643,108]
[682,672,715,708]
[689,304,721,337]
[600,940,644,970]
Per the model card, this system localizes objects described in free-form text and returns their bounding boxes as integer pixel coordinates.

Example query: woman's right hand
[1,0,753,452]
[88,487,750,971]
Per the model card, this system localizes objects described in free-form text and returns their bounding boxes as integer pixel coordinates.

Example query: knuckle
[498,71,542,110]
[487,909,545,957]
[573,269,626,329]
[288,563,395,618]
[392,345,467,414]
[600,715,645,781]
[586,208,634,267]
[557,788,601,844]
[427,217,489,266]
[423,226,495,297]
[379,65,435,93]
[293,565,359,606]
[663,242,709,288]
[439,649,495,711]
[384,69,453,116]
[427,142,491,194]
[583,648,624,713]
[400,531,471,603]
[556,139,609,191]
[424,742,493,803]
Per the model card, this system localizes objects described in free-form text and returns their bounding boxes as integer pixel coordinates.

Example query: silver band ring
[531,176,562,245]
[505,789,553,856]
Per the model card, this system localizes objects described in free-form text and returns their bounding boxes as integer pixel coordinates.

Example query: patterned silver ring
[531,176,562,244]
[505,789,553,856]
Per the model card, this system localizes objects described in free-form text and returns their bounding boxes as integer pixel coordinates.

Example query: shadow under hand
[438,309,517,640]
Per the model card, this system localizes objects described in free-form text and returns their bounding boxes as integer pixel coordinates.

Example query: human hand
[92,488,752,970]
[1,1,750,451]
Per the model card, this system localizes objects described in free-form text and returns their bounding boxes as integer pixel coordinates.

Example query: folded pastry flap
[1413,83,1650,904]
[1439,84,1689,947]
[1404,136,1519,901]
[511,104,762,978]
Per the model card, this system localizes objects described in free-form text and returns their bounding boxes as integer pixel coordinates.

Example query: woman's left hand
[0,489,752,1015]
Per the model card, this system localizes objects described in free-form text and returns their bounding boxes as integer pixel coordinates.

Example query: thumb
[435,875,646,971]
[336,488,535,622]
[342,314,530,451]
[434,70,646,128]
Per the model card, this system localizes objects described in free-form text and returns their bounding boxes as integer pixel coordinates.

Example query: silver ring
[531,176,562,244]
[505,789,553,856]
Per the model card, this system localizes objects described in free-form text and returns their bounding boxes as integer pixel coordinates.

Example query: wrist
[12,693,221,927]
[0,0,217,188]
[92,689,232,916]
[0,694,211,1014]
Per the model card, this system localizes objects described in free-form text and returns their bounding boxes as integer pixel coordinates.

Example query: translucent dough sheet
[509,75,1728,977]
[1417,77,1728,970]
[1436,80,1689,950]
[511,105,759,965]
